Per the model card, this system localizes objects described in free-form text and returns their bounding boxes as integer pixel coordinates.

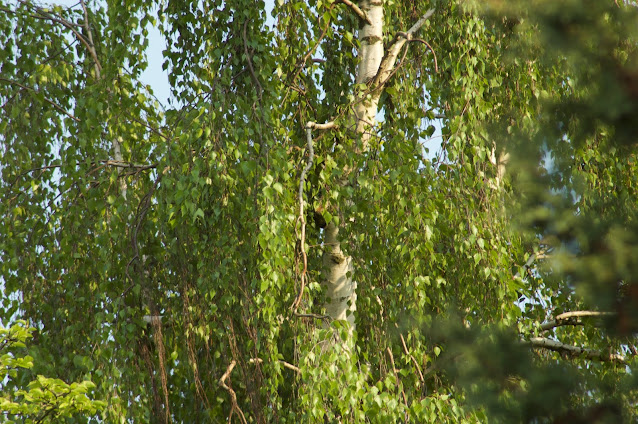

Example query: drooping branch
[400,333,424,383]
[395,32,438,72]
[218,360,248,424]
[291,121,336,312]
[15,0,103,76]
[528,337,626,364]
[540,311,616,331]
[242,19,263,101]
[0,78,80,122]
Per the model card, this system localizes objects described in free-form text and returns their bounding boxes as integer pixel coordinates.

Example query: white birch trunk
[321,2,434,338]
[322,0,384,333]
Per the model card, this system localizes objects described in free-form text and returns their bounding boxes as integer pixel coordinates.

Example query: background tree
[1,0,637,422]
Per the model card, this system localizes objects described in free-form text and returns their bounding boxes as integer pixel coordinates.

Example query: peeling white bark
[322,221,356,328]
[353,0,384,144]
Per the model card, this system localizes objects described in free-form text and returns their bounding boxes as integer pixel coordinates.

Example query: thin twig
[400,333,424,383]
[282,4,335,106]
[248,358,301,374]
[386,348,409,416]
[397,34,438,73]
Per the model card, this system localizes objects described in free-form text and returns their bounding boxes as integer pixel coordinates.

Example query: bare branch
[528,337,626,364]
[556,311,616,321]
[396,33,438,72]
[335,0,372,25]
[293,312,332,321]
[305,121,336,130]
[540,311,616,331]
[142,315,163,325]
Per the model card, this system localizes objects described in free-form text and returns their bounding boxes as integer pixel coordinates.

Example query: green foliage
[1,0,638,422]
[0,322,105,422]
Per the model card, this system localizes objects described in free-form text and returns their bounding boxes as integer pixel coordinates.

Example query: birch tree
[1,0,638,422]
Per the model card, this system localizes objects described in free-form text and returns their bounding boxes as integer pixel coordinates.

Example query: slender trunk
[322,0,384,333]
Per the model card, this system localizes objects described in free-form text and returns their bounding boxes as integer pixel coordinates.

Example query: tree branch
[291,121,336,312]
[0,78,80,122]
[305,121,336,130]
[528,337,626,363]
[540,311,616,331]
[242,19,263,101]
[17,0,102,75]
[79,0,101,77]
[248,357,301,374]
[219,360,248,424]
[370,9,435,91]
[335,0,372,25]
[400,333,424,383]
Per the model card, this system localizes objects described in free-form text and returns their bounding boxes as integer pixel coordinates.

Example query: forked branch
[370,9,436,90]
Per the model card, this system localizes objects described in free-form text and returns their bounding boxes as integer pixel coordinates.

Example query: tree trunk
[321,0,385,333]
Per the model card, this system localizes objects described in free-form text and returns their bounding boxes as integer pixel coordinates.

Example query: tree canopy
[1,0,638,422]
